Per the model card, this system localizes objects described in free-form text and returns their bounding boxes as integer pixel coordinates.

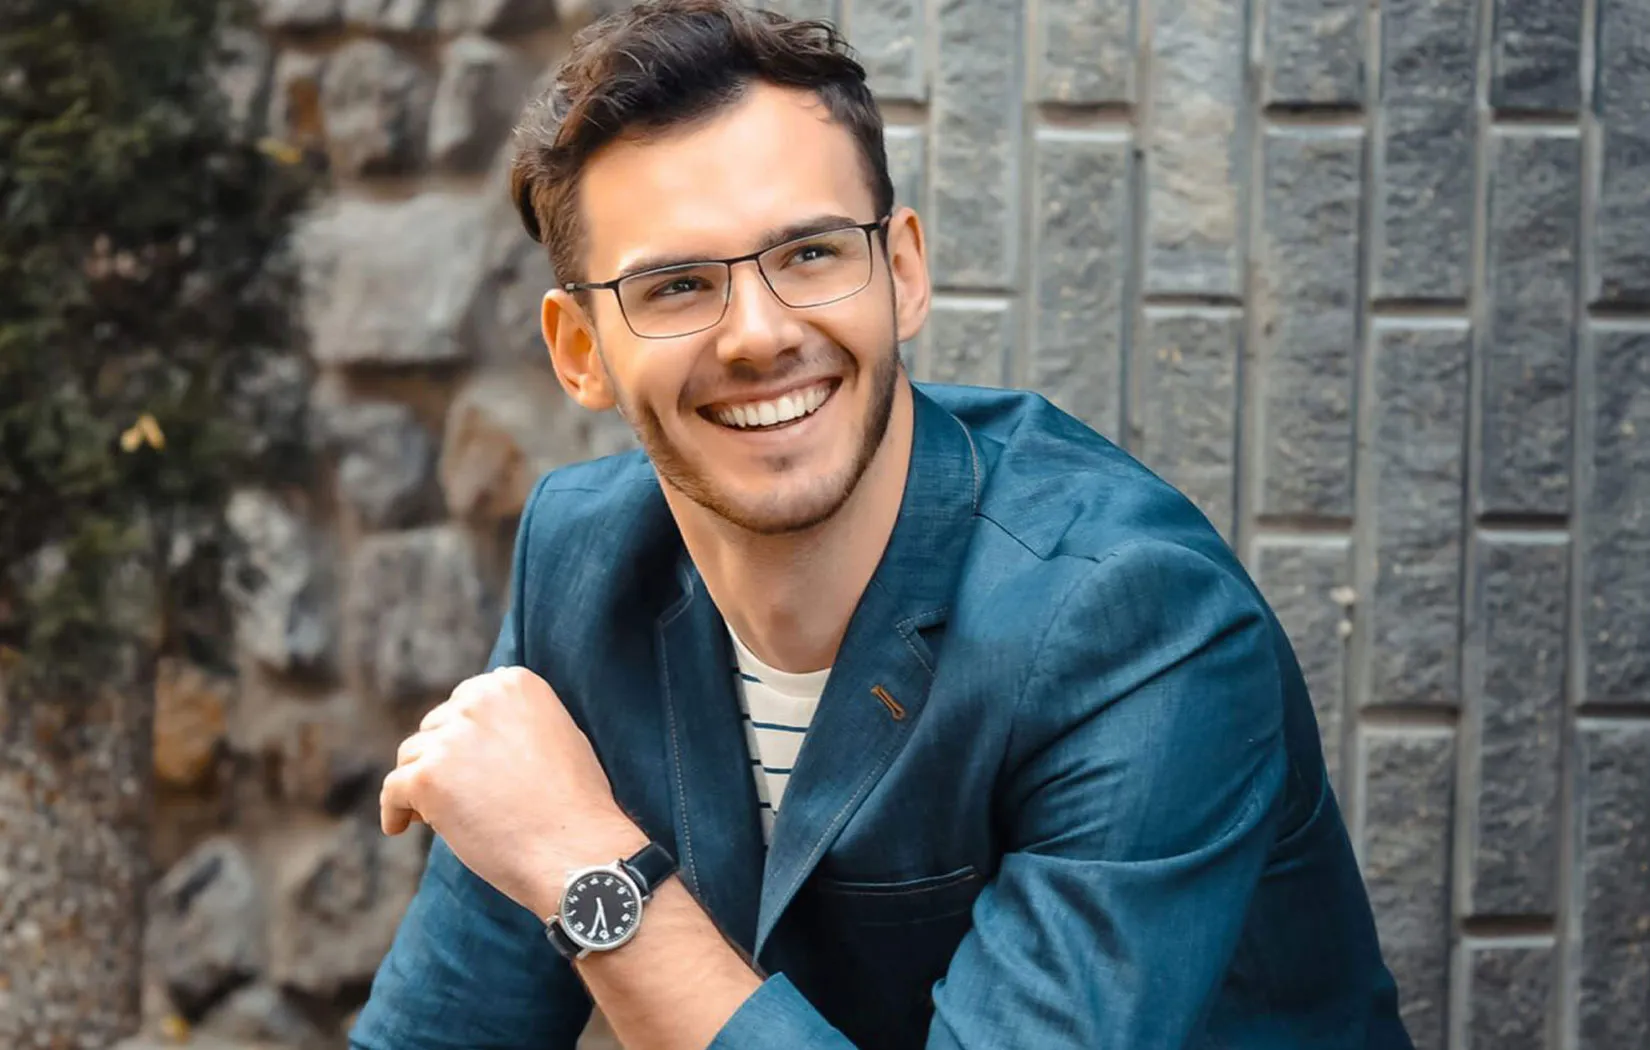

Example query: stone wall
[131,0,1649,1048]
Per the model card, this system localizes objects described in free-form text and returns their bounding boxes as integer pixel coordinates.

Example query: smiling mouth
[702,379,838,432]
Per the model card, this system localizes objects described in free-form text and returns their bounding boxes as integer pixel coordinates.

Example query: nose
[712,258,805,368]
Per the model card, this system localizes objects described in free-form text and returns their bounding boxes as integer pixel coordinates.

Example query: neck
[667,379,914,674]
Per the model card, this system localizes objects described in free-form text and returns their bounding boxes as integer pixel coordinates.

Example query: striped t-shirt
[729,628,829,845]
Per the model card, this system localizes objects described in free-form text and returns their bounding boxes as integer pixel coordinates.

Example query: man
[353,1,1411,1046]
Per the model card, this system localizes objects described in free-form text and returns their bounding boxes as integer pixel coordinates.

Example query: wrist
[528,813,652,919]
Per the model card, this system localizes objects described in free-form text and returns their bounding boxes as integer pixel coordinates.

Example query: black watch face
[561,869,641,950]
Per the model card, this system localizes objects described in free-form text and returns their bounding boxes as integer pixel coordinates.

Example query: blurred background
[1,0,1645,1048]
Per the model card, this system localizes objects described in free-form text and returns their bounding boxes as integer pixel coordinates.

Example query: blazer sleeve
[709,538,1289,1049]
[349,476,595,1050]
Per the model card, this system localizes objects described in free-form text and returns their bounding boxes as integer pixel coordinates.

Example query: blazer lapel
[755,386,983,958]
[656,558,766,955]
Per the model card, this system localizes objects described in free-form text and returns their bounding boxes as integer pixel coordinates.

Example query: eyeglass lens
[615,226,874,338]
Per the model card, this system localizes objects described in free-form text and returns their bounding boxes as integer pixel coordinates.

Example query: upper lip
[699,377,837,413]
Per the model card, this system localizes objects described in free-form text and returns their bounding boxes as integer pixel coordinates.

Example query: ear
[542,288,616,411]
[884,206,931,344]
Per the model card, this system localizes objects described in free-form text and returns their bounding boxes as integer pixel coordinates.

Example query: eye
[784,239,842,267]
[643,273,713,300]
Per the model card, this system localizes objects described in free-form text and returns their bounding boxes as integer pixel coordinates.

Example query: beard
[611,339,901,537]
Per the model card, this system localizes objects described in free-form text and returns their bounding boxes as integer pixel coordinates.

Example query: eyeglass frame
[562,215,893,340]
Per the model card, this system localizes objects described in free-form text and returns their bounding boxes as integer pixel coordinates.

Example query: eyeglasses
[564,217,890,339]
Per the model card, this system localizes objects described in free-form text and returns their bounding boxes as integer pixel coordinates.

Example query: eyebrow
[612,213,865,281]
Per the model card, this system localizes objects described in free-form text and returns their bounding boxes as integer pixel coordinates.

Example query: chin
[700,471,859,536]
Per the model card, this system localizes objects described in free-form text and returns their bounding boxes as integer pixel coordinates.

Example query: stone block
[851,0,925,101]
[199,982,331,1049]
[154,659,231,791]
[258,0,340,29]
[440,368,616,521]
[268,817,427,997]
[929,0,1020,288]
[1576,722,1650,1049]
[297,193,490,368]
[429,35,530,173]
[346,526,499,704]
[1034,0,1133,105]
[437,0,559,33]
[228,678,383,815]
[1028,129,1130,437]
[212,28,273,138]
[1591,0,1650,307]
[1144,0,1243,296]
[145,838,264,1020]
[1131,307,1240,537]
[1374,0,1476,301]
[1490,0,1582,111]
[1480,130,1580,516]
[1462,536,1568,916]
[1583,327,1650,709]
[1253,538,1351,790]
[922,297,1013,387]
[1260,0,1364,106]
[884,124,926,213]
[1364,322,1468,708]
[344,0,438,30]
[1254,128,1362,518]
[224,489,333,675]
[1360,729,1453,1050]
[760,0,838,21]
[1461,942,1555,1050]
[311,396,437,531]
[319,40,434,177]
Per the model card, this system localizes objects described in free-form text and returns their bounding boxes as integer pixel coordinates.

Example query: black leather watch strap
[544,917,583,961]
[619,842,677,899]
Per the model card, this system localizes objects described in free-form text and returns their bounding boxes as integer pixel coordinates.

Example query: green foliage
[0,0,314,703]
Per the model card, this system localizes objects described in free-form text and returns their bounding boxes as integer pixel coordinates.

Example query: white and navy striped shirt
[729,628,829,845]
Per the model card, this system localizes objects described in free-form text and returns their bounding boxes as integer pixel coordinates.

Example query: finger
[380,766,424,835]
[422,673,493,731]
[395,731,426,769]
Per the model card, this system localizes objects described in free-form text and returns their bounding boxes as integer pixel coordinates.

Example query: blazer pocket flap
[809,865,983,927]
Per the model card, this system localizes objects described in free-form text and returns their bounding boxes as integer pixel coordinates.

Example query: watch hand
[593,898,608,937]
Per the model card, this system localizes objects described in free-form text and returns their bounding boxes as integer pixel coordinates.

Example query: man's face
[558,83,925,535]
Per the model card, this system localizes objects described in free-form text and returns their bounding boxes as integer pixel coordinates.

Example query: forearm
[574,877,763,1049]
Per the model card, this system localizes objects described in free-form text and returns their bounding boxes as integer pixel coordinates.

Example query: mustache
[682,345,852,405]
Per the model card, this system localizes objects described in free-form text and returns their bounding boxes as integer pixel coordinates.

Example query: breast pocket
[797,866,985,1050]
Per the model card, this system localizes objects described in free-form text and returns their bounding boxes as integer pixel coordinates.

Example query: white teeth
[712,382,832,429]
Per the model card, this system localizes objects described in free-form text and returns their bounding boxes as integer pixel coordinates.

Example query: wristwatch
[543,842,677,960]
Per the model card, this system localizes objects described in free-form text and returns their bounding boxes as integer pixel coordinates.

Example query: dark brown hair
[508,0,893,285]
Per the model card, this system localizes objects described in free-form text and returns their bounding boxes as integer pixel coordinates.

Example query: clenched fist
[380,666,648,920]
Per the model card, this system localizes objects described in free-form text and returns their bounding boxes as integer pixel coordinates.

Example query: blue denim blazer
[352,384,1412,1049]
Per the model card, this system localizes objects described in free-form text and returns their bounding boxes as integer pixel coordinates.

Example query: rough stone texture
[1035,0,1132,104]
[145,838,264,1020]
[1144,0,1243,296]
[1361,729,1453,1050]
[228,678,382,815]
[199,982,332,1049]
[1490,0,1582,112]
[429,34,528,172]
[1028,129,1129,436]
[319,40,434,176]
[922,297,1014,388]
[1374,0,1476,302]
[1253,539,1351,791]
[1591,0,1650,307]
[1261,0,1363,106]
[1462,537,1567,917]
[259,0,342,29]
[852,0,925,102]
[267,51,328,152]
[884,123,926,213]
[1365,322,1468,708]
[298,193,491,367]
[1131,307,1239,537]
[1584,328,1650,708]
[1576,723,1650,1050]
[437,0,559,33]
[1461,942,1555,1050]
[311,392,437,530]
[213,28,274,137]
[345,0,439,31]
[154,659,231,791]
[1481,130,1579,517]
[267,817,428,997]
[929,0,1019,289]
[1254,128,1361,518]
[346,526,499,704]
[224,489,334,676]
[440,368,612,521]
